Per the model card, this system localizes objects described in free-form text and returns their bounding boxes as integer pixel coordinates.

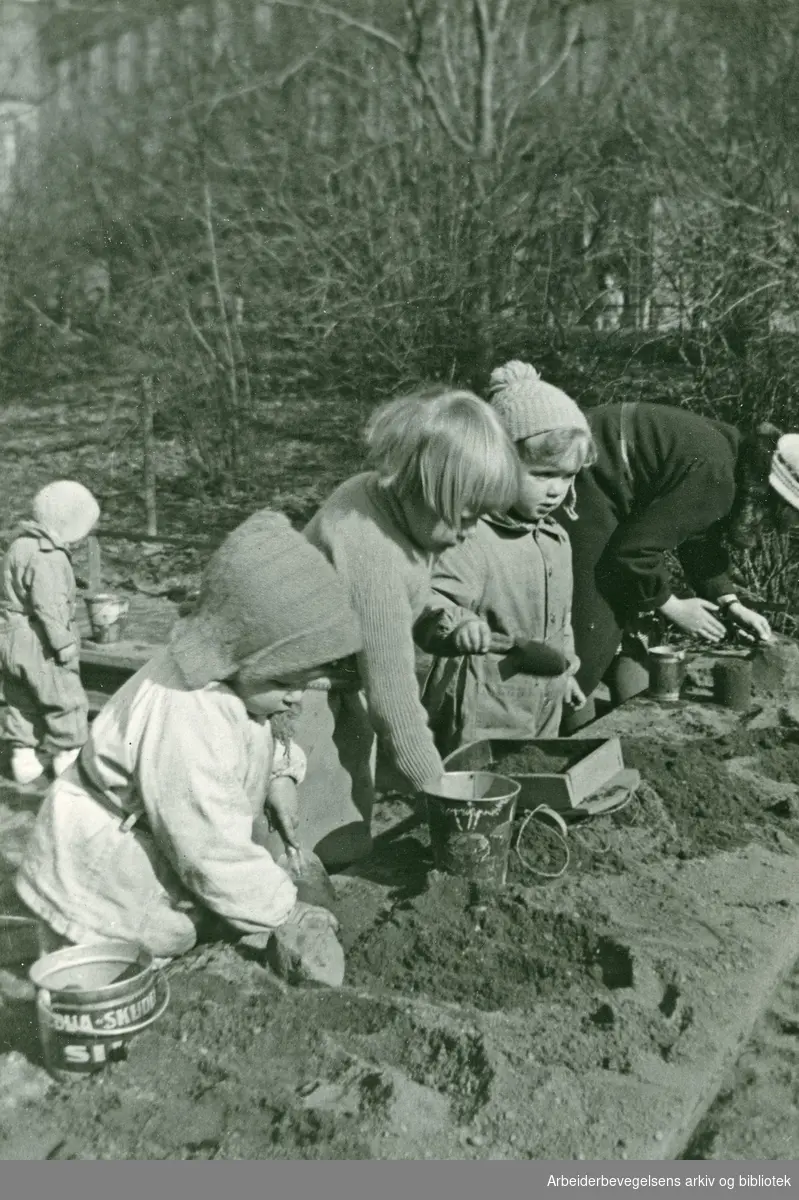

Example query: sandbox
[0,649,798,1159]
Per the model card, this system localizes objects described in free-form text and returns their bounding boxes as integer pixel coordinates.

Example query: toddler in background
[1,481,100,784]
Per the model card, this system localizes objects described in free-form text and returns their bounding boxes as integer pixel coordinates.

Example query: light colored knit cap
[169,509,363,690]
[769,433,799,511]
[32,480,100,545]
[488,360,589,442]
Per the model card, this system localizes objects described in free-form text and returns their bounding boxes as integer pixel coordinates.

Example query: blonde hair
[365,385,521,527]
[518,428,597,520]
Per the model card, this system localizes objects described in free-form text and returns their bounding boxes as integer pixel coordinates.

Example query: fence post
[141,375,158,537]
[86,535,102,595]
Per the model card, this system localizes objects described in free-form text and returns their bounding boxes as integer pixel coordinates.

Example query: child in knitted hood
[416,362,594,754]
[1,481,100,784]
[17,510,362,984]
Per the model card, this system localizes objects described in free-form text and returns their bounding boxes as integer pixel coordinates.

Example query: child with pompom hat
[0,481,100,784]
[416,362,594,754]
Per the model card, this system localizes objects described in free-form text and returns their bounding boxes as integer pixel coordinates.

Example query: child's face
[235,669,321,720]
[408,498,480,552]
[516,466,575,521]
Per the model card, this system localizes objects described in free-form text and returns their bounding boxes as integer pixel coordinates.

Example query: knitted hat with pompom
[488,360,589,442]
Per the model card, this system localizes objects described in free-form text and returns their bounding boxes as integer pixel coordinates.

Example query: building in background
[0,0,46,203]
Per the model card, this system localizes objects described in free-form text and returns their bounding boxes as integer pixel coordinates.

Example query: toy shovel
[252,816,338,912]
[489,632,567,677]
[279,846,339,912]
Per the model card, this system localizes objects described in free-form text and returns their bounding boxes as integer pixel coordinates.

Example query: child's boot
[52,747,81,777]
[11,747,45,785]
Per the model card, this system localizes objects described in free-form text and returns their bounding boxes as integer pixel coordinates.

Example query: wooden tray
[444,737,627,812]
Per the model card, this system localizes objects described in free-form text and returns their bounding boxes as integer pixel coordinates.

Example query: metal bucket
[29,940,169,1081]
[85,593,130,644]
[647,646,686,703]
[422,771,521,887]
[713,659,753,711]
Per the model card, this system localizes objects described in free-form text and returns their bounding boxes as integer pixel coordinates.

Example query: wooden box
[443,737,627,812]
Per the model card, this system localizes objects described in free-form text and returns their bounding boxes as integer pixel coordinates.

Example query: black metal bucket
[422,771,521,887]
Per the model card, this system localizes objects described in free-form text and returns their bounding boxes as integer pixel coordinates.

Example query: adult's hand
[658,595,726,642]
[726,602,773,643]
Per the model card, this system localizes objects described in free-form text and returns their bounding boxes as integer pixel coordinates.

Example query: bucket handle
[515,804,570,880]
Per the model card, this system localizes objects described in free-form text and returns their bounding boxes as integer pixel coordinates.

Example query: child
[303,386,521,829]
[1,481,100,784]
[16,510,362,979]
[415,361,593,756]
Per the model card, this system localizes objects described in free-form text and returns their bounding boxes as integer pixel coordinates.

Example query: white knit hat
[769,433,799,511]
[32,480,100,546]
[488,360,589,442]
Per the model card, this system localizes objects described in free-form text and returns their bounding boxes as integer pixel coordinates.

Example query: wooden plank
[95,528,216,548]
[80,641,159,673]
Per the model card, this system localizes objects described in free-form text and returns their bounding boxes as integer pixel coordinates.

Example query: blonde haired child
[416,362,594,755]
[1,481,100,784]
[302,384,520,850]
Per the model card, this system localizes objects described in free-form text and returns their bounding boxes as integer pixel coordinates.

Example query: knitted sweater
[578,402,741,613]
[304,473,444,790]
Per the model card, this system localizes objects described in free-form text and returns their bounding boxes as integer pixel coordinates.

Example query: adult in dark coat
[564,401,799,724]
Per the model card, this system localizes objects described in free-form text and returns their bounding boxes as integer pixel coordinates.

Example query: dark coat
[567,401,741,697]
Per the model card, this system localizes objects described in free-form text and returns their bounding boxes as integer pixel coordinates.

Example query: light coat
[17,647,304,958]
[0,522,88,751]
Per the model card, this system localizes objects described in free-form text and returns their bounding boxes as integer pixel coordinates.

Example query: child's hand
[266,777,300,851]
[453,618,492,654]
[57,643,80,666]
[565,677,587,709]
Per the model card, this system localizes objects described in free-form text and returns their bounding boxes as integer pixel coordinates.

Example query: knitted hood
[32,481,100,547]
[169,509,363,689]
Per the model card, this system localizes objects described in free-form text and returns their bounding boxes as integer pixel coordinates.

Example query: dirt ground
[1,667,799,1159]
[0,390,799,1160]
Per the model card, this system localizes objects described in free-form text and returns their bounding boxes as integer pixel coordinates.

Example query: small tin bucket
[713,659,753,712]
[29,940,169,1081]
[85,593,130,644]
[422,771,521,887]
[647,646,686,703]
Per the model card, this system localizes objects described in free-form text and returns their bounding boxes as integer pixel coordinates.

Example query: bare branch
[438,9,464,115]
[181,304,223,368]
[267,0,406,54]
[505,18,581,151]
[270,0,474,152]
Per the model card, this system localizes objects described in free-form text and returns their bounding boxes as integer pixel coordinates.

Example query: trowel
[252,815,338,913]
[489,632,567,677]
